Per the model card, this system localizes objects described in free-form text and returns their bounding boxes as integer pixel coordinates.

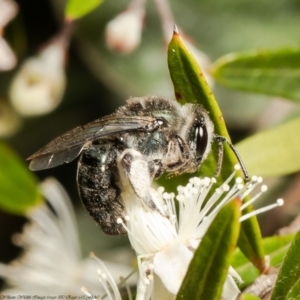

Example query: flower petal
[153,243,192,295]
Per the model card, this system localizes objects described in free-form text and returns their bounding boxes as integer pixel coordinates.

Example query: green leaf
[176,199,241,300]
[285,277,300,299]
[271,231,300,300]
[0,142,42,214]
[232,234,294,288]
[236,117,300,177]
[211,48,300,101]
[65,0,103,20]
[167,28,265,271]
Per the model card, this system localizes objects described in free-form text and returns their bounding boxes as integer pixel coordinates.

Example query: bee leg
[149,159,165,180]
[165,135,190,174]
[118,149,165,215]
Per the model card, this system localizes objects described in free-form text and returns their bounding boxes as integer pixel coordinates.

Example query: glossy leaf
[167,28,265,271]
[237,117,300,177]
[211,48,300,101]
[271,231,300,300]
[176,199,241,300]
[0,142,41,214]
[65,0,103,20]
[285,277,300,299]
[232,234,294,288]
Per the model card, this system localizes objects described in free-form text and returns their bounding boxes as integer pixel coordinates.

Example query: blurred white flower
[0,0,18,71]
[116,152,283,300]
[0,99,21,137]
[105,1,145,54]
[9,41,66,116]
[0,177,134,296]
[81,253,134,300]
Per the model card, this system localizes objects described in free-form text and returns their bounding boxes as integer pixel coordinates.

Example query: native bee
[28,96,248,235]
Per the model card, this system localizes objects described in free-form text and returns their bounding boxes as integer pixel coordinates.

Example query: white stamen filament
[90,252,122,300]
[122,277,133,300]
[240,199,284,222]
[81,287,97,300]
[241,177,262,199]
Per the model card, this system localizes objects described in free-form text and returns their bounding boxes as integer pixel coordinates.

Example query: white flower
[9,41,66,116]
[105,5,145,54]
[117,159,283,300]
[0,177,134,296]
[0,0,18,71]
[81,253,134,300]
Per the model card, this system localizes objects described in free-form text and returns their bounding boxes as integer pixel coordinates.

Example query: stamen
[235,177,243,184]
[223,168,239,186]
[222,184,230,192]
[81,287,97,300]
[234,164,241,171]
[117,269,137,289]
[121,276,133,300]
[277,198,284,206]
[207,180,244,219]
[97,269,102,275]
[157,186,164,194]
[261,185,268,192]
[90,253,122,300]
[99,276,114,300]
[242,176,263,199]
[240,184,268,211]
[251,175,258,182]
[240,199,284,222]
[148,274,154,280]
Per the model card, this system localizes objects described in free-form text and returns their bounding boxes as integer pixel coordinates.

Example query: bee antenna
[214,134,249,181]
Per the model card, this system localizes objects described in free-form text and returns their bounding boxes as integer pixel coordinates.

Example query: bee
[28,96,248,235]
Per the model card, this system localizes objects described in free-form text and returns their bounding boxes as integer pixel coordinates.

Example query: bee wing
[28,114,155,171]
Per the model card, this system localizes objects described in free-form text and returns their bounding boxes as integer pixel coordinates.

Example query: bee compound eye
[196,124,208,159]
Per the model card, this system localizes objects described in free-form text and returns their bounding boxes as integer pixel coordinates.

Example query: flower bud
[9,41,66,116]
[0,0,18,71]
[0,36,16,71]
[105,9,144,54]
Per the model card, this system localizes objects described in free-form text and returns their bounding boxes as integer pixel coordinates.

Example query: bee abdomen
[77,143,126,235]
